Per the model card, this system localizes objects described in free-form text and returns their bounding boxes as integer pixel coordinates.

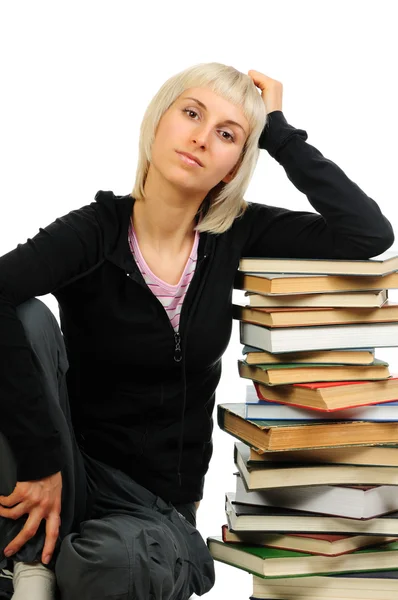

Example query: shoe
[12,561,56,600]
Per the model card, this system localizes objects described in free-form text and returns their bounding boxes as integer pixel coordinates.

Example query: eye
[183,108,199,120]
[182,108,235,142]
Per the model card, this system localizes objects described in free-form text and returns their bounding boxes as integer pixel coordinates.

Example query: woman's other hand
[248,70,283,114]
[0,470,62,565]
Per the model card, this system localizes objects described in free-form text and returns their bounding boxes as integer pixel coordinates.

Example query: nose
[192,124,212,148]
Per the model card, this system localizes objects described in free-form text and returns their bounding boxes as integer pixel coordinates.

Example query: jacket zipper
[173,331,182,363]
[126,273,187,363]
[126,250,208,363]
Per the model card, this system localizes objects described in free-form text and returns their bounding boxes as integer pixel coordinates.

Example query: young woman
[0,62,394,600]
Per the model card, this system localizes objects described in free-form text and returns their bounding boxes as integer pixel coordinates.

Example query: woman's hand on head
[0,470,62,565]
[248,70,283,114]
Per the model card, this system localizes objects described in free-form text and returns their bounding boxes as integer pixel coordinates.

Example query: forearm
[244,112,394,259]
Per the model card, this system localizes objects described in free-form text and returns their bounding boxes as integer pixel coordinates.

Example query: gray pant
[0,298,215,599]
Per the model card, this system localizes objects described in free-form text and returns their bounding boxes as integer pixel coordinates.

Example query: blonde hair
[131,62,268,234]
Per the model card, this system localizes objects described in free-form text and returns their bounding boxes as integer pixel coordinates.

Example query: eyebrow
[182,96,247,135]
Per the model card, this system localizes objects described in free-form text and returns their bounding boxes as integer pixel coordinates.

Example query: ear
[222,158,242,184]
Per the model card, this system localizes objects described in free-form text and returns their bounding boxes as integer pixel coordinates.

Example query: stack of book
[207,251,398,599]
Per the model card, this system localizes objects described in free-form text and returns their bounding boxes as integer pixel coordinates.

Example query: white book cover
[234,473,398,519]
[240,321,398,353]
[239,250,398,276]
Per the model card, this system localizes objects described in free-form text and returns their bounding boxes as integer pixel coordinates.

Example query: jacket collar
[105,193,215,273]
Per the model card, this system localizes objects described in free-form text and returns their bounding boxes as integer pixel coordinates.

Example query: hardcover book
[238,251,398,277]
[240,320,398,353]
[225,492,398,535]
[234,442,398,491]
[244,289,388,308]
[207,535,398,578]
[251,377,398,411]
[221,525,397,557]
[245,384,398,421]
[238,358,390,386]
[247,444,398,467]
[234,270,398,296]
[251,571,398,599]
[218,403,398,452]
[234,301,398,328]
[242,345,376,366]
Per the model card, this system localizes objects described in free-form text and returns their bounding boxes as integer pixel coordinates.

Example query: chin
[163,166,206,190]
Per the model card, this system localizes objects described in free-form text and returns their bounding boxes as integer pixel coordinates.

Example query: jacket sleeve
[240,111,394,258]
[0,191,115,481]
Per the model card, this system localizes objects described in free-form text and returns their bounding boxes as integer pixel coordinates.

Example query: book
[217,403,398,452]
[225,492,398,535]
[238,359,390,386]
[238,251,398,276]
[234,270,398,295]
[217,402,398,452]
[252,377,398,411]
[221,525,398,557]
[207,535,398,578]
[247,444,398,467]
[242,345,376,366]
[234,472,398,519]
[234,302,398,328]
[245,289,388,308]
[234,442,398,491]
[245,398,398,422]
[245,385,398,421]
[240,321,398,353]
[251,571,398,600]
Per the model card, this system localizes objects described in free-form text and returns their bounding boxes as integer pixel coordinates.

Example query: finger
[248,70,269,87]
[248,70,272,80]
[248,73,263,85]
[3,510,42,557]
[0,490,24,507]
[41,512,61,564]
[248,70,282,90]
[0,502,27,521]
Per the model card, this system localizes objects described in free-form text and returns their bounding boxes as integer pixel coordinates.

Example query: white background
[1,1,398,598]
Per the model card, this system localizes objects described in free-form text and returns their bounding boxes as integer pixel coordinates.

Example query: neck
[132,164,205,254]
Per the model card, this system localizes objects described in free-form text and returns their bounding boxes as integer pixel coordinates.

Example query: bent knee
[15,297,68,375]
[15,297,53,331]
[55,515,185,600]
[56,518,130,599]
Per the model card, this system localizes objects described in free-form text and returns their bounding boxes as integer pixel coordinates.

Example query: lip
[176,151,204,167]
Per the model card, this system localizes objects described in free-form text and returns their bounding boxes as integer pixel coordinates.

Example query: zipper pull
[174,332,182,363]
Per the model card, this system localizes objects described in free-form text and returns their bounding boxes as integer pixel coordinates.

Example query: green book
[207,536,398,579]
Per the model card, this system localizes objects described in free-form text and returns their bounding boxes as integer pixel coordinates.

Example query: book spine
[217,404,226,431]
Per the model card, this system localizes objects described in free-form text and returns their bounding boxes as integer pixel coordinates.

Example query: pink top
[128,218,200,332]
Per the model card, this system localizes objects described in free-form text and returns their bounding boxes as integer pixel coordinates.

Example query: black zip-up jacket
[0,111,394,503]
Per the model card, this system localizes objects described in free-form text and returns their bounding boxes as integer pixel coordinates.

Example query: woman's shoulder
[94,190,133,214]
[92,190,134,232]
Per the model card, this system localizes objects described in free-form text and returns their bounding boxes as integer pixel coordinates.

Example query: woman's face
[149,86,250,196]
